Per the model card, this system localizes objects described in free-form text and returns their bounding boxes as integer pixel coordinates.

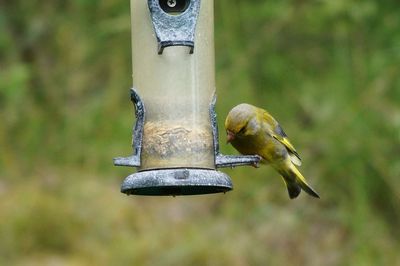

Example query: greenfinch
[225,103,319,199]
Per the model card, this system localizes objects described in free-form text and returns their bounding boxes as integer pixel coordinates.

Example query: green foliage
[1,0,400,265]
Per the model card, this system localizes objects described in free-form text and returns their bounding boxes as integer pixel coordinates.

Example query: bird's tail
[279,165,320,199]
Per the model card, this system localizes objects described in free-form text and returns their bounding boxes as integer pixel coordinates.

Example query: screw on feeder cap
[159,0,190,13]
[167,0,176,7]
[148,0,200,54]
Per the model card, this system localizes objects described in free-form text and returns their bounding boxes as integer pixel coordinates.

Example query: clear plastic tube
[130,0,215,170]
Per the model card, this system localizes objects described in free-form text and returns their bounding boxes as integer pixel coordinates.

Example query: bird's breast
[231,134,266,156]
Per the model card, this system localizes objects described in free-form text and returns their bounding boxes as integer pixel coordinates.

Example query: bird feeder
[114,0,260,196]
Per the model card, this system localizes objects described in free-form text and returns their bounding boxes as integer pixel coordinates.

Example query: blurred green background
[1,0,400,265]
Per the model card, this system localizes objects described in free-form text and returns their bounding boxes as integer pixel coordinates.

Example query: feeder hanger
[148,0,200,54]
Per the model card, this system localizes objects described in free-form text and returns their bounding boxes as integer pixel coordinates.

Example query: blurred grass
[1,0,400,265]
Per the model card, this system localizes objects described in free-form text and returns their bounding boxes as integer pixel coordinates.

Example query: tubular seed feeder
[114,0,260,196]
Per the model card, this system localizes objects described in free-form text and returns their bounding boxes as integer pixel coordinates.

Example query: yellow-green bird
[225,103,319,199]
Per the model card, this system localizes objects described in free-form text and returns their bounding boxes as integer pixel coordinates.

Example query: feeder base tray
[121,168,233,196]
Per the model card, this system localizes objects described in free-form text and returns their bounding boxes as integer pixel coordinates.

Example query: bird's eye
[238,126,246,134]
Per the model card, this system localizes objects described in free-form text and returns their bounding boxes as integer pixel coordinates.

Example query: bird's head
[224,103,259,143]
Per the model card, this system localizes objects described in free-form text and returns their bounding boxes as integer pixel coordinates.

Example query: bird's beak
[226,131,235,144]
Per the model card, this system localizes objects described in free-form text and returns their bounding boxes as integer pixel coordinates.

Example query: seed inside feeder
[139,121,214,170]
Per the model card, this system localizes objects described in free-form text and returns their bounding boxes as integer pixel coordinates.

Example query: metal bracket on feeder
[148,0,200,54]
[113,89,145,167]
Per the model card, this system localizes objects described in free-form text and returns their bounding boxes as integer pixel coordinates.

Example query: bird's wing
[263,111,302,166]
